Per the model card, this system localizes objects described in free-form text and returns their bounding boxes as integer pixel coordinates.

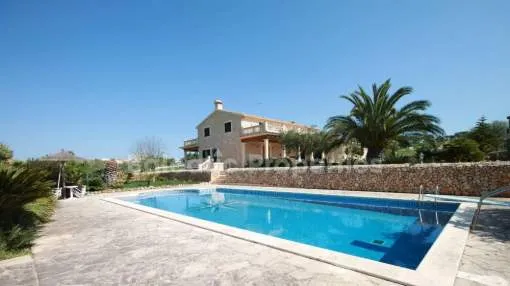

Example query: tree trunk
[366,147,383,164]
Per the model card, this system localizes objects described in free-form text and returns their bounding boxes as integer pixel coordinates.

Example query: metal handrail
[418,185,439,201]
[471,186,510,230]
[418,185,440,225]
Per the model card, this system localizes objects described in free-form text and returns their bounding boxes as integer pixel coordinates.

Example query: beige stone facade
[182,100,317,168]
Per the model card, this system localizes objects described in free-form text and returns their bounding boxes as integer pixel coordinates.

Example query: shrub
[438,138,485,162]
[247,158,295,168]
[126,172,134,182]
[274,158,293,168]
[0,165,55,256]
[86,176,105,192]
[0,166,53,221]
[248,159,261,168]
[25,160,60,186]
[383,147,418,164]
[0,143,13,162]
[64,161,87,185]
[0,225,36,252]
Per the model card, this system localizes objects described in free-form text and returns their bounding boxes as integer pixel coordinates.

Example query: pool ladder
[417,185,440,224]
[418,185,439,204]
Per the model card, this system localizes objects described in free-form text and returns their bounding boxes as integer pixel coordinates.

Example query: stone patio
[0,194,508,286]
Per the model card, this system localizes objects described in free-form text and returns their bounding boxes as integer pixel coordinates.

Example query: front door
[212,148,217,162]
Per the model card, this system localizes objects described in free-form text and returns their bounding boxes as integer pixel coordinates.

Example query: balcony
[184,138,198,146]
[182,138,199,150]
[241,122,306,138]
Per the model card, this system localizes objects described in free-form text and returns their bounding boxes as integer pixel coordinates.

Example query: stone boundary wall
[133,170,212,182]
[223,162,510,197]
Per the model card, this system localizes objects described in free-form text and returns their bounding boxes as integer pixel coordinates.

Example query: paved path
[454,205,510,286]
[1,195,508,285]
[2,198,396,285]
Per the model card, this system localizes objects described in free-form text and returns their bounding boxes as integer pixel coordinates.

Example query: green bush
[273,158,293,167]
[384,147,418,164]
[0,165,55,258]
[86,176,105,192]
[25,160,60,187]
[438,138,485,162]
[0,143,13,162]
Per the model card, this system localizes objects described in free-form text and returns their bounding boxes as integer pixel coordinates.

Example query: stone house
[181,100,328,169]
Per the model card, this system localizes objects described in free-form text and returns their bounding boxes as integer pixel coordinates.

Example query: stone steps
[212,173,227,184]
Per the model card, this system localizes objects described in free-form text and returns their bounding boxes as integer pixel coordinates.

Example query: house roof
[196,109,316,131]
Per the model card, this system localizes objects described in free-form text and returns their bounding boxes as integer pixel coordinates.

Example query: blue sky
[1,0,509,160]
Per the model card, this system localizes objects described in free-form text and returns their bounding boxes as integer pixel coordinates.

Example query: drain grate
[372,239,384,245]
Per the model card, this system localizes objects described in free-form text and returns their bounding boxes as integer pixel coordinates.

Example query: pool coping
[102,185,475,286]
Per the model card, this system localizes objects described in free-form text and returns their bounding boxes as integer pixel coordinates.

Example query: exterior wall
[270,142,283,158]
[245,142,263,163]
[244,142,284,164]
[197,110,244,168]
[223,162,510,197]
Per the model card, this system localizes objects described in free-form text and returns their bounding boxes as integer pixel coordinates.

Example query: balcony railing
[241,122,306,137]
[183,138,198,146]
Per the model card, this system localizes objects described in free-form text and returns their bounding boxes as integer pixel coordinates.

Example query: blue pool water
[123,188,459,269]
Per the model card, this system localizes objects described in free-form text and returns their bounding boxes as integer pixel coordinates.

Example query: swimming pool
[122,188,459,270]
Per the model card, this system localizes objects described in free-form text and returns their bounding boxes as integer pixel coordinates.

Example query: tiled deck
[0,191,508,286]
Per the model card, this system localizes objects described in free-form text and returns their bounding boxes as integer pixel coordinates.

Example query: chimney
[214,99,223,111]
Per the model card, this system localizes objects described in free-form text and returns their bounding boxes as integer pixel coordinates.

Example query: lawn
[113,178,198,190]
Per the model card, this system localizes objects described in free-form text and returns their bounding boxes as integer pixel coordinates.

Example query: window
[224,122,232,133]
[202,149,211,159]
[204,127,210,137]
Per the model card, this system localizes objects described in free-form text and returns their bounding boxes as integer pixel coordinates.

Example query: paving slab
[454,205,510,286]
[0,255,37,286]
[30,198,397,285]
[1,190,508,286]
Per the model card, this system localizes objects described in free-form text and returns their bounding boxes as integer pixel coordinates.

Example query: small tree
[132,137,165,172]
[438,137,484,162]
[280,131,336,166]
[344,139,364,164]
[279,131,301,157]
[309,131,338,164]
[132,137,165,184]
[468,117,506,155]
[0,143,13,163]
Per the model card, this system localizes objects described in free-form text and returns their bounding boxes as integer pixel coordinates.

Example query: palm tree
[326,79,444,163]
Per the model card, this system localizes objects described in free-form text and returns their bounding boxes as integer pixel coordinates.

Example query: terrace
[1,186,508,286]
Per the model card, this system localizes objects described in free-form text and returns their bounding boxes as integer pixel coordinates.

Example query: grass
[114,178,197,190]
[0,248,30,260]
[0,197,56,261]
